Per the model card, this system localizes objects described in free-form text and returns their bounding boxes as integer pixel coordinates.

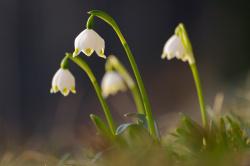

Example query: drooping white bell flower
[161,34,194,64]
[50,68,76,96]
[73,29,106,58]
[101,71,127,98]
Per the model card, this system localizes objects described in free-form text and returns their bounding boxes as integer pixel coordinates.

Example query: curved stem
[88,10,157,140]
[190,63,208,128]
[67,54,116,135]
[106,56,145,114]
[60,55,69,69]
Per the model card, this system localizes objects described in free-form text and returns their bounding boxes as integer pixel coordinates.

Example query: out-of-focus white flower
[73,29,106,58]
[161,34,194,64]
[50,68,76,96]
[101,71,127,98]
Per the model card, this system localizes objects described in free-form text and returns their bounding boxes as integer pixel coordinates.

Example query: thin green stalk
[175,23,207,128]
[190,63,208,128]
[106,56,145,114]
[88,10,157,140]
[67,53,116,135]
[130,86,145,114]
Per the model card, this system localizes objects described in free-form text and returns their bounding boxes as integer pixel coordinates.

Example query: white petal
[51,68,76,96]
[101,71,127,97]
[51,69,64,93]
[74,29,96,56]
[74,29,105,57]
[57,69,75,92]
[162,35,186,60]
[52,69,62,86]
[94,36,106,58]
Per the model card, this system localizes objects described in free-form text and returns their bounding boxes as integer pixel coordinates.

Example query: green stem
[88,10,157,140]
[106,56,145,114]
[130,86,145,114]
[190,63,207,128]
[60,55,69,69]
[67,54,116,135]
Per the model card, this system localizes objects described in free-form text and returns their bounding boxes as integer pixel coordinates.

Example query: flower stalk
[87,10,157,140]
[106,56,145,114]
[162,23,208,128]
[190,63,207,128]
[66,53,116,135]
[176,23,208,128]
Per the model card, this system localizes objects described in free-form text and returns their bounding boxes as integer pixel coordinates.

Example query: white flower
[101,71,127,98]
[161,35,195,64]
[50,68,76,96]
[73,29,106,58]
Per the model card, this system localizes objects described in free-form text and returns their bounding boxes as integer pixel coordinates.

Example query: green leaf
[116,123,134,135]
[124,112,146,125]
[172,114,207,153]
[124,113,161,139]
[226,116,247,148]
[116,123,153,147]
[90,114,113,140]
[181,114,204,138]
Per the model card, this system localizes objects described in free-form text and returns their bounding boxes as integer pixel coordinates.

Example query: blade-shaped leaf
[90,114,113,140]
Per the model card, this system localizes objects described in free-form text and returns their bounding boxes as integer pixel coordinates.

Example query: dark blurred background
[0,0,250,154]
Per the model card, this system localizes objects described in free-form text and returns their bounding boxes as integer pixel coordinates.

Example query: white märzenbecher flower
[161,35,195,64]
[101,71,127,98]
[73,29,106,58]
[50,68,76,96]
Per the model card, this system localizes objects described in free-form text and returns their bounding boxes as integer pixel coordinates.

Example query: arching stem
[106,56,145,114]
[87,10,157,140]
[66,53,116,135]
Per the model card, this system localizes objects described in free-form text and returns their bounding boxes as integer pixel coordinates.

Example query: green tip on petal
[61,88,69,96]
[83,48,94,56]
[99,55,106,59]
[50,86,59,93]
[98,49,106,59]
[97,48,107,59]
[71,87,76,94]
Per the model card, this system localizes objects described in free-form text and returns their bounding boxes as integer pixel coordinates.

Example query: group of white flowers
[51,24,194,97]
